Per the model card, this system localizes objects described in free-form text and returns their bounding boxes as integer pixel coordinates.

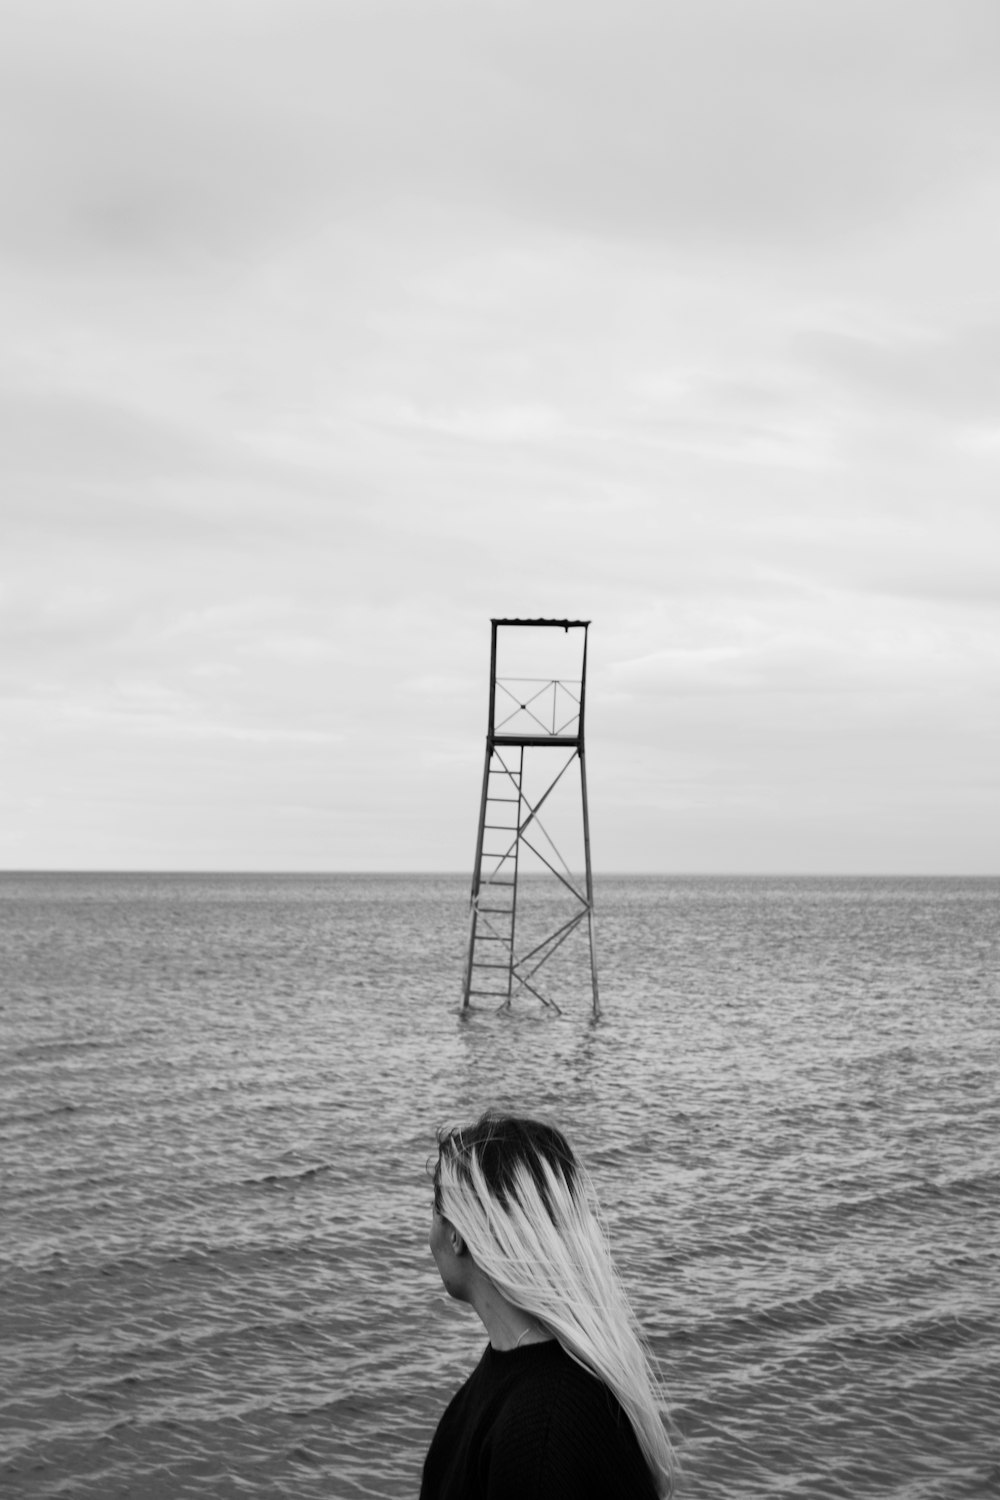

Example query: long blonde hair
[433,1112,676,1496]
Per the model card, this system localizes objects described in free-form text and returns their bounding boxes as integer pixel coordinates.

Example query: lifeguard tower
[461,619,599,1016]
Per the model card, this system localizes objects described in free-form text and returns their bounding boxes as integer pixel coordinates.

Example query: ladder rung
[473,961,512,970]
[468,990,510,998]
[478,906,514,915]
[484,824,518,831]
[487,797,520,803]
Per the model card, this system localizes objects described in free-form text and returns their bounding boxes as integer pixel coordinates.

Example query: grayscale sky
[3,0,999,873]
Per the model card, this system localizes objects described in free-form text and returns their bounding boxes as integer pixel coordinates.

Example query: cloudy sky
[3,0,999,873]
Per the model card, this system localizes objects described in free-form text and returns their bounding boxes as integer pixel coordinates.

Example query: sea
[1,873,998,1499]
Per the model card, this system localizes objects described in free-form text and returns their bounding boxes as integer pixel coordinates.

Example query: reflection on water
[2,874,999,1498]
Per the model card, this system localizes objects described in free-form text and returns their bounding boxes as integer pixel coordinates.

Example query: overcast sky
[2,0,999,874]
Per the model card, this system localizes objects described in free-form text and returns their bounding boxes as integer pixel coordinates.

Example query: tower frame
[461,618,599,1016]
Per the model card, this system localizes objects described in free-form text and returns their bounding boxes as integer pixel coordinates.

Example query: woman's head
[433,1113,579,1232]
[429,1113,581,1308]
[429,1111,676,1496]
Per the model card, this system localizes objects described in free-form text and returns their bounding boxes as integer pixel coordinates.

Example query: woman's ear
[449,1224,467,1257]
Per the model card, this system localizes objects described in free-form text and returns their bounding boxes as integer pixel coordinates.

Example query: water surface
[2,874,998,1497]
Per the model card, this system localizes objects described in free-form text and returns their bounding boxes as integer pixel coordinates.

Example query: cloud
[1,388,231,485]
[3,0,999,270]
[797,323,1000,428]
[1,1,998,870]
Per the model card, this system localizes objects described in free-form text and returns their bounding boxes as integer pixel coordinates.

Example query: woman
[421,1112,676,1499]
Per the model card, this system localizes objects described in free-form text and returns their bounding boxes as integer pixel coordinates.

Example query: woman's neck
[466,1266,553,1351]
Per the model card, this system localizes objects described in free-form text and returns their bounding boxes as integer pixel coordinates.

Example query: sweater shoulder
[495,1344,621,1430]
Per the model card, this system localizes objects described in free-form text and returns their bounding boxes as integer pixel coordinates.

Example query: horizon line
[1,868,997,880]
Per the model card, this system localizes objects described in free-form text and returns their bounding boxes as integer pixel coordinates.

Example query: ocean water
[1,873,998,1499]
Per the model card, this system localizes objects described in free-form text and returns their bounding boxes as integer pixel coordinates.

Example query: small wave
[287,1445,322,1465]
[0,1101,79,1128]
[834,1308,994,1359]
[241,1165,333,1190]
[808,1166,1000,1237]
[7,1038,110,1063]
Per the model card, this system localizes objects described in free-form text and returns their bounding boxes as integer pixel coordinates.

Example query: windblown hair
[433,1112,676,1497]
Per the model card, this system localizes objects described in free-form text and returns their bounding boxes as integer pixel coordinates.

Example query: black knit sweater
[420,1339,659,1500]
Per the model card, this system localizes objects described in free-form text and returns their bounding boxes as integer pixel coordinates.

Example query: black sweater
[420,1339,659,1500]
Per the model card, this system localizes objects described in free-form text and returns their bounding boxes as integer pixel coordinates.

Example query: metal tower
[462,618,599,1016]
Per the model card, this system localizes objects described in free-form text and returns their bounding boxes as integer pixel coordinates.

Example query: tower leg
[462,745,492,1009]
[579,747,600,1017]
